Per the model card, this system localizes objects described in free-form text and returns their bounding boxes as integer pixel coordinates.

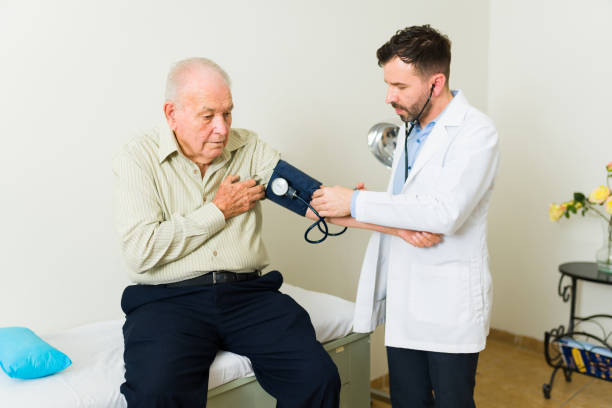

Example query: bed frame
[207,332,371,407]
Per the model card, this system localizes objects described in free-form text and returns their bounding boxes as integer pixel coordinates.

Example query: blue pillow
[0,327,72,379]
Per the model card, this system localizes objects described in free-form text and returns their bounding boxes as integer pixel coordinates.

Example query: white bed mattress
[0,284,355,408]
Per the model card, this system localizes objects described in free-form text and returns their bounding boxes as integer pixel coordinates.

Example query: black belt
[165,270,261,287]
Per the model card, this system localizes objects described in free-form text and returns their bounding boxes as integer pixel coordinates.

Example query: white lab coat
[352,90,499,353]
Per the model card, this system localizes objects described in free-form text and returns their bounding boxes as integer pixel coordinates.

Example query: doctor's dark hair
[377,25,451,81]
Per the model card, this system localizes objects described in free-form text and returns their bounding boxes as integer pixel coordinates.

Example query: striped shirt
[112,122,280,284]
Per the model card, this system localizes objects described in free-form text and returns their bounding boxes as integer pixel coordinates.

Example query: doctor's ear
[430,74,447,95]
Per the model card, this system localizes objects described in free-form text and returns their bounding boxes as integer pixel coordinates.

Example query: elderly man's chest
[155,157,238,216]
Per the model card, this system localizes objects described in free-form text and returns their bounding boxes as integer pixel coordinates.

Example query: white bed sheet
[0,283,355,408]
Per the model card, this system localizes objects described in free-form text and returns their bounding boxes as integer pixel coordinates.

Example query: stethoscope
[270,178,347,244]
[403,84,434,181]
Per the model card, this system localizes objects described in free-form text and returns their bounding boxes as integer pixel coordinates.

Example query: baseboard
[370,374,388,390]
[488,327,544,354]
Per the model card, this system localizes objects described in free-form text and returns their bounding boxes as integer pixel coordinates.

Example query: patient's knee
[322,357,341,391]
[306,351,341,392]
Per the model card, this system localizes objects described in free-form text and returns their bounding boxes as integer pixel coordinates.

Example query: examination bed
[1,284,371,407]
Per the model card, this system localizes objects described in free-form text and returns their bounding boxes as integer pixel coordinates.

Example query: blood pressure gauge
[268,174,346,243]
[271,177,290,196]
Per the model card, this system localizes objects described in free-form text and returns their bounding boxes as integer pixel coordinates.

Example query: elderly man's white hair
[165,57,231,102]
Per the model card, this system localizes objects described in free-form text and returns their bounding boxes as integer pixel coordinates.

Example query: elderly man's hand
[213,175,265,219]
[311,185,353,217]
[397,230,442,248]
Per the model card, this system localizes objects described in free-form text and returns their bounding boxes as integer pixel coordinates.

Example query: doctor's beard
[392,91,432,123]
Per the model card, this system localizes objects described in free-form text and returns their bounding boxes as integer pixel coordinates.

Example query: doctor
[311,25,499,407]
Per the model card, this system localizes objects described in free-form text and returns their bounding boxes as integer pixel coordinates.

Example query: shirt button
[193,169,198,174]
[213,251,218,256]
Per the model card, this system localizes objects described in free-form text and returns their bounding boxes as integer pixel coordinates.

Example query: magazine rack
[542,262,612,399]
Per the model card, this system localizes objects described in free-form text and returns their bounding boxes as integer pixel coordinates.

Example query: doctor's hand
[397,230,442,248]
[311,185,353,217]
[213,175,265,219]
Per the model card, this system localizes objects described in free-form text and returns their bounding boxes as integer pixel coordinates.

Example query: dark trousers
[120,271,340,408]
[387,346,479,408]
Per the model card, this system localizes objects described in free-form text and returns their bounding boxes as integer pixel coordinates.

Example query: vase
[596,220,612,273]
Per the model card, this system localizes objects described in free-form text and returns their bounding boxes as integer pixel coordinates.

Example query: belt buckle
[212,271,217,284]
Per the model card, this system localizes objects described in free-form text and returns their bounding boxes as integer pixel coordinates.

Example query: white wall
[487,0,612,339]
[0,0,489,381]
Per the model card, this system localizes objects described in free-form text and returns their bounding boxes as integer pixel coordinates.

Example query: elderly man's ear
[163,102,177,130]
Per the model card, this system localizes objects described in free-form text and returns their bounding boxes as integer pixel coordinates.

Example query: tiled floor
[371,338,612,407]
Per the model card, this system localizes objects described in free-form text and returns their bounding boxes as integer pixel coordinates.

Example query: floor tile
[475,339,592,406]
[561,377,612,408]
[370,337,612,407]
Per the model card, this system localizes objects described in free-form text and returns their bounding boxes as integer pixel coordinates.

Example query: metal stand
[542,262,612,399]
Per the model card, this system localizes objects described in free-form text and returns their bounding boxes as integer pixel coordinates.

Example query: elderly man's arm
[248,131,281,189]
[112,152,263,273]
[306,209,441,248]
[308,183,441,248]
[332,216,441,248]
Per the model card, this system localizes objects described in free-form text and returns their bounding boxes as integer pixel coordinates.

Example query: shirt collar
[157,120,248,164]
[158,120,180,163]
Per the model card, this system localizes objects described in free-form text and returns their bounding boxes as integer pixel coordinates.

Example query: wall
[487,0,612,340]
[0,0,490,380]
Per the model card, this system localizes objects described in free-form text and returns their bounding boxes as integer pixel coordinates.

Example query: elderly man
[112,58,341,407]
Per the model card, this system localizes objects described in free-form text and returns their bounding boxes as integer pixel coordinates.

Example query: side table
[542,262,612,399]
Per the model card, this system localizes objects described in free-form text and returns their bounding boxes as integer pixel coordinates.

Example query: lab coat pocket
[409,262,470,325]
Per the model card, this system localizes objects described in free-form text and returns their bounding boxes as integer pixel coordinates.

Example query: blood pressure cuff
[265,160,322,216]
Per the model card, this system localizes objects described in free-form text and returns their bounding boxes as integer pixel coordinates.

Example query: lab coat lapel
[403,90,468,187]
[403,124,448,185]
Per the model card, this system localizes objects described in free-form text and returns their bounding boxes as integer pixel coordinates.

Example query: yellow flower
[574,201,583,209]
[606,199,612,215]
[549,203,565,221]
[588,185,610,204]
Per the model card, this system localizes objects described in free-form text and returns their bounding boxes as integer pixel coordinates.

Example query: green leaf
[573,192,586,203]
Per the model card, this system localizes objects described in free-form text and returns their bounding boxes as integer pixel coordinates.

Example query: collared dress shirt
[112,122,280,284]
[351,92,456,214]
[351,118,436,213]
